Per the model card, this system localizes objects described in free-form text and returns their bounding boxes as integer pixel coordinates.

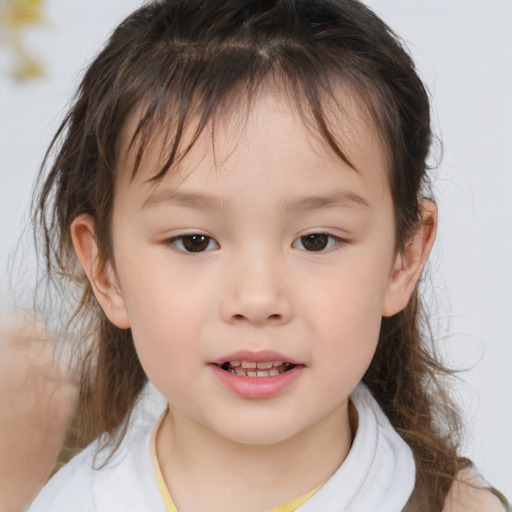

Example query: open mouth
[219,360,296,377]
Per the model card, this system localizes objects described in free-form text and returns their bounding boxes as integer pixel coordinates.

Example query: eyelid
[166,234,220,253]
[292,232,348,252]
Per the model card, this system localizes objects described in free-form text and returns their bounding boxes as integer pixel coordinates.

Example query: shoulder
[28,414,166,512]
[442,467,510,512]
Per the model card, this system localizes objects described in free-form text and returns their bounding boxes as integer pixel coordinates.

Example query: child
[26,0,508,511]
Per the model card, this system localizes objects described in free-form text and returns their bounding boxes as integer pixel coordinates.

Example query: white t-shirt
[27,384,416,512]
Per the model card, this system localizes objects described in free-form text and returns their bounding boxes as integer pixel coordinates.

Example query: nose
[220,253,293,327]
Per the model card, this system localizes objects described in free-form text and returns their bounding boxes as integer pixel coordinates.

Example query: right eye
[167,234,219,253]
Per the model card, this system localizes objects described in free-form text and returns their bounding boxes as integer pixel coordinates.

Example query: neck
[156,401,356,512]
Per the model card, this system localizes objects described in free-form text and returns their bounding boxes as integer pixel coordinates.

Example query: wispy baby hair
[34,1,464,510]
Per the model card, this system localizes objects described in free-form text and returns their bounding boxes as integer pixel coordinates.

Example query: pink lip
[210,364,304,399]
[211,349,300,366]
[209,350,304,399]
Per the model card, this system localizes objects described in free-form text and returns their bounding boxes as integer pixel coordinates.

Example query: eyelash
[292,233,345,252]
[166,233,346,253]
[166,234,219,253]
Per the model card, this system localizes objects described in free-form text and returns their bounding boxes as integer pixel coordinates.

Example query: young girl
[25,0,508,511]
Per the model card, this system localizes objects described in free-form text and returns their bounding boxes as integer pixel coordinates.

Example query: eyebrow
[142,189,369,212]
[142,190,230,211]
[283,191,370,213]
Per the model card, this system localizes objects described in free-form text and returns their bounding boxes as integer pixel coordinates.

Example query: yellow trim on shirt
[151,412,178,512]
[269,486,321,511]
[151,412,322,512]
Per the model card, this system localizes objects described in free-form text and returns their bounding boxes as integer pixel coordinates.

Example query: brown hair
[34,1,466,510]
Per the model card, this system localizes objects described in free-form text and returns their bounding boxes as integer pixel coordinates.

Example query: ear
[382,199,437,317]
[70,214,131,329]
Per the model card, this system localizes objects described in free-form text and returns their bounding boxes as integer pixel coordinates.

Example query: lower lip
[209,364,304,399]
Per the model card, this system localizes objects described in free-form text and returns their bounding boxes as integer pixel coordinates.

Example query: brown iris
[181,235,211,252]
[300,233,330,251]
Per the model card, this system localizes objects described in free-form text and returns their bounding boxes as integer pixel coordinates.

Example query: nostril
[231,313,282,323]
[223,296,293,326]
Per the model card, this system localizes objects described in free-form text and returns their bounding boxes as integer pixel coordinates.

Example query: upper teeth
[222,360,293,377]
[230,360,285,369]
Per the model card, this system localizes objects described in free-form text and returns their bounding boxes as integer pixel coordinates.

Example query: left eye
[292,233,342,252]
[168,235,219,253]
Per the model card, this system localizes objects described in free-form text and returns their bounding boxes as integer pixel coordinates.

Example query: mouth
[211,355,304,398]
[218,360,296,377]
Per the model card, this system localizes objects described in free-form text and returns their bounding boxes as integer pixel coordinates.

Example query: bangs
[118,50,385,186]
[92,1,393,186]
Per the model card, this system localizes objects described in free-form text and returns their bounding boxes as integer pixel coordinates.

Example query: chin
[211,417,310,447]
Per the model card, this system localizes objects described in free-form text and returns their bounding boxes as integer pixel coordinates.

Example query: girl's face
[101,90,408,445]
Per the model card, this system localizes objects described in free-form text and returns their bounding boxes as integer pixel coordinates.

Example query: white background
[1,0,511,498]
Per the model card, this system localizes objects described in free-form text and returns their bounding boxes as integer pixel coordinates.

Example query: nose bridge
[221,244,292,326]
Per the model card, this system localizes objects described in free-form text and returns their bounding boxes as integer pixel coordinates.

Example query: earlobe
[70,214,131,329]
[382,199,438,317]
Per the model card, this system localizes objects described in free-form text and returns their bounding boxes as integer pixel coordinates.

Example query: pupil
[183,235,209,252]
[302,234,328,251]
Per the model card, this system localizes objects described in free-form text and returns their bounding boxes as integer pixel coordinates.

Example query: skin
[72,88,437,512]
[0,315,77,512]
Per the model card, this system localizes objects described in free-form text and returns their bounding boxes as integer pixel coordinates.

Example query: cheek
[125,290,206,406]
[114,256,214,387]
[302,259,389,377]
[317,290,381,363]
[118,245,215,330]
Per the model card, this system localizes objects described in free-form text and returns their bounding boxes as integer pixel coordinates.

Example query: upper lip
[211,350,301,366]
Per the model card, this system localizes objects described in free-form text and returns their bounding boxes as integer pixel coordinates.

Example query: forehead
[115,85,388,200]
